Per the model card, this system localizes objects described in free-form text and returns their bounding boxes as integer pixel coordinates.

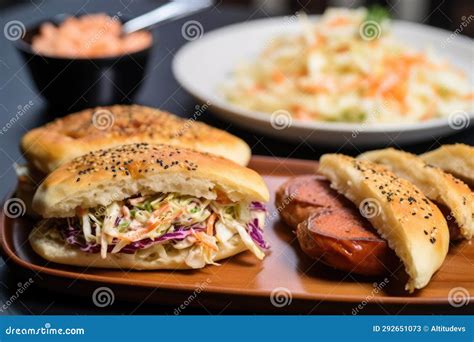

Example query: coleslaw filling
[59,193,268,268]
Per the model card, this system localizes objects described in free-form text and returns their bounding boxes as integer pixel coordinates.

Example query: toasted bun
[33,143,269,218]
[359,148,474,240]
[421,144,474,186]
[319,154,449,292]
[29,222,248,270]
[21,105,251,173]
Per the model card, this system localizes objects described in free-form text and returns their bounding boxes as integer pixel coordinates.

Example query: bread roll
[29,221,248,270]
[319,154,449,292]
[420,144,474,186]
[33,143,268,218]
[21,105,251,174]
[359,148,473,240]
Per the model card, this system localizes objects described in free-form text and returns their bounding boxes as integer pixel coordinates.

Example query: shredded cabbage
[59,192,269,268]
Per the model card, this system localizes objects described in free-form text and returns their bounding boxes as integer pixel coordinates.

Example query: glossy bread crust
[21,105,251,173]
[421,144,474,187]
[33,143,269,218]
[359,148,474,240]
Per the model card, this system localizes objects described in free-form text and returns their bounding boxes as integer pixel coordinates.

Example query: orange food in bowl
[31,14,152,58]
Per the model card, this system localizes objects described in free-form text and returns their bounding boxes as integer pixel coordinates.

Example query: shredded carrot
[249,84,264,93]
[328,16,350,27]
[271,70,286,84]
[465,93,474,100]
[215,190,233,204]
[144,206,182,234]
[115,205,182,242]
[335,45,349,53]
[310,34,326,49]
[192,230,218,251]
[206,213,217,236]
[298,82,327,94]
[293,106,315,121]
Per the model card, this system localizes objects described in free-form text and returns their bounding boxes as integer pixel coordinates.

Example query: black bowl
[14,14,152,112]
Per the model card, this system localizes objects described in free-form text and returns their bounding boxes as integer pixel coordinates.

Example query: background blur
[1,0,473,37]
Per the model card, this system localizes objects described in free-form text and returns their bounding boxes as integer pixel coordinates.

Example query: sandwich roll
[319,154,449,292]
[420,144,474,187]
[359,148,474,240]
[30,143,269,270]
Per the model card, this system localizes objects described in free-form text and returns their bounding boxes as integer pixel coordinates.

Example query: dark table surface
[0,0,472,315]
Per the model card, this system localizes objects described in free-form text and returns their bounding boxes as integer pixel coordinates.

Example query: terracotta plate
[1,156,473,311]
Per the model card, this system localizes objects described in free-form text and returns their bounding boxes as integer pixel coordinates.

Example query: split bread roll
[21,104,251,174]
[30,143,269,270]
[30,222,248,270]
[420,144,474,187]
[359,148,474,240]
[319,154,449,292]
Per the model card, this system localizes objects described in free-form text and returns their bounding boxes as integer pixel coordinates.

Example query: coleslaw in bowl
[222,7,473,124]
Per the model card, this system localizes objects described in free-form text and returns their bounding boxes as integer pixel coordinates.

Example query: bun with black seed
[359,148,474,240]
[30,143,269,270]
[319,154,449,292]
[21,104,251,174]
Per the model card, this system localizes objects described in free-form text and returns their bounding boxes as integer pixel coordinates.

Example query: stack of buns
[17,105,251,216]
[276,144,473,292]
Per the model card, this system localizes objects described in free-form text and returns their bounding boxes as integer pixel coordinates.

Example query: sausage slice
[275,175,347,229]
[297,207,398,276]
[276,175,398,276]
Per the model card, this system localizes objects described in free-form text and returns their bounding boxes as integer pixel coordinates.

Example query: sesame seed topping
[65,143,202,182]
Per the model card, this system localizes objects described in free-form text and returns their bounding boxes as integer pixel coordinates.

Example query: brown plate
[1,156,473,311]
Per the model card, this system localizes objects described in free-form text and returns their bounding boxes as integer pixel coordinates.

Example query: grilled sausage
[297,208,398,276]
[275,175,347,229]
[276,175,398,276]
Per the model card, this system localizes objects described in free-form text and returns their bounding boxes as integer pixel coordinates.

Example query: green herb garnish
[366,5,390,24]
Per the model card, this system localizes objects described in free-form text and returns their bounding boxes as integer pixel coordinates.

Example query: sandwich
[18,104,251,215]
[29,143,269,269]
[318,154,449,292]
[420,144,474,187]
[359,148,474,240]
